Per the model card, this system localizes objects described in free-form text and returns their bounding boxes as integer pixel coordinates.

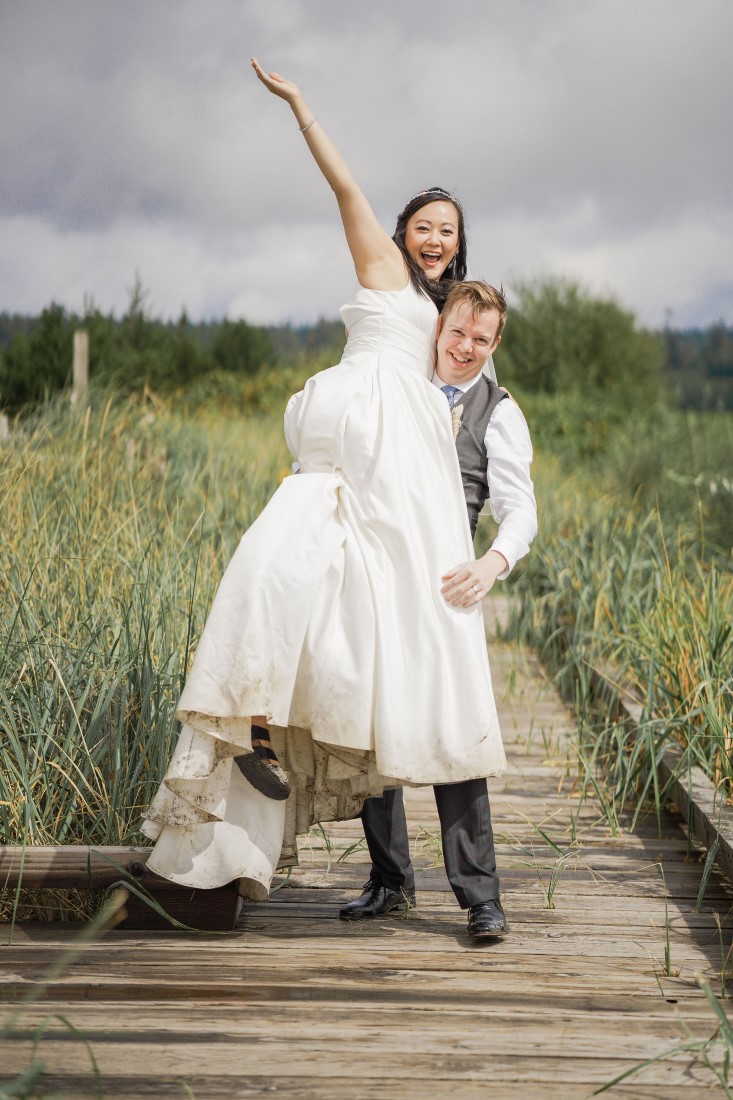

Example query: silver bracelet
[299,118,316,134]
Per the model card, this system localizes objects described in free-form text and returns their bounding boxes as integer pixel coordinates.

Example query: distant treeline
[1,277,731,417]
[663,324,733,411]
[0,277,347,414]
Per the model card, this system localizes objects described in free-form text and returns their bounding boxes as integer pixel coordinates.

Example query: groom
[340,281,537,939]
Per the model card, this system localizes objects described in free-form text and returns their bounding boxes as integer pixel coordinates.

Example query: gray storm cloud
[0,0,730,327]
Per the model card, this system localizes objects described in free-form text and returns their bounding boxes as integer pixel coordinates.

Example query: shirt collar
[431,369,484,396]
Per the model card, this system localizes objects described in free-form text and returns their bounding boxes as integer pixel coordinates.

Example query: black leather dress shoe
[467,898,509,939]
[339,878,416,920]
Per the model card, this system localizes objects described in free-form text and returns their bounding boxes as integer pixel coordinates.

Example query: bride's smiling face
[404,201,460,281]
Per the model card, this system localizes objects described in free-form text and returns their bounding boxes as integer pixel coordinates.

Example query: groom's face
[435,302,502,386]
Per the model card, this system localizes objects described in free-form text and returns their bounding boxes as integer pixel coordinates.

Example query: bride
[142,60,505,898]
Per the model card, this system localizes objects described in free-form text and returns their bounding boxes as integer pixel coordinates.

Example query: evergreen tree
[212,319,274,376]
[0,303,72,410]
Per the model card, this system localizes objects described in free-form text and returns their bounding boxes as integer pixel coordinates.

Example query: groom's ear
[436,315,444,338]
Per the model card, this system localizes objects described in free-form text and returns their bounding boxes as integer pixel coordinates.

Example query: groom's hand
[441,550,508,608]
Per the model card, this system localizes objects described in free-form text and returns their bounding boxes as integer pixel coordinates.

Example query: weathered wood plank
[0,1079,704,1100]
[0,963,714,996]
[9,998,720,1029]
[5,1013,716,1066]
[0,1041,721,1087]
[0,846,155,889]
[0,1077,709,1100]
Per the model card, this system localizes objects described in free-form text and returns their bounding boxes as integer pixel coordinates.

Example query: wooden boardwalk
[2,597,732,1098]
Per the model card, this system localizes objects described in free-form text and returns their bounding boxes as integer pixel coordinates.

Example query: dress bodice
[339,281,438,378]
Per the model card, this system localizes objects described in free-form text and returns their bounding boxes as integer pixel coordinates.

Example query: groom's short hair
[443,281,508,338]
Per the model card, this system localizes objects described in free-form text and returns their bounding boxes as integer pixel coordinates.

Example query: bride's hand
[251,57,301,103]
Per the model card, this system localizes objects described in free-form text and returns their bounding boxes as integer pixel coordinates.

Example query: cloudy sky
[1,0,731,329]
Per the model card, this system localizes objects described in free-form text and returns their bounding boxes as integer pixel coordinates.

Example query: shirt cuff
[489,533,520,579]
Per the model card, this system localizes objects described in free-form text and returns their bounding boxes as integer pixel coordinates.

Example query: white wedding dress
[142,280,505,896]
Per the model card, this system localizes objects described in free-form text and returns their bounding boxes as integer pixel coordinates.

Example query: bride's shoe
[234,725,291,800]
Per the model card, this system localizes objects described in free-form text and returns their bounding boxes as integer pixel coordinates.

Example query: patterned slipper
[234,725,290,801]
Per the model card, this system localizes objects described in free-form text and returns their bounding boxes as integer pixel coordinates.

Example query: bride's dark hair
[392,187,467,308]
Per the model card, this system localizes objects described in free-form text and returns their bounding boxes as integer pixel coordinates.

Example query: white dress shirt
[432,370,538,577]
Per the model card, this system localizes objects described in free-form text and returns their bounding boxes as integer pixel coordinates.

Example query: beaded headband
[410,187,463,211]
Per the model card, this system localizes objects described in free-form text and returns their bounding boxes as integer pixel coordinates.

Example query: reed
[0,390,289,899]
[505,452,733,823]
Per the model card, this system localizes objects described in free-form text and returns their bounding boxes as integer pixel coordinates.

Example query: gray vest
[454,376,508,537]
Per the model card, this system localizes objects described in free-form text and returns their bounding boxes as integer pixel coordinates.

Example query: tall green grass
[506,451,733,822]
[1,390,290,857]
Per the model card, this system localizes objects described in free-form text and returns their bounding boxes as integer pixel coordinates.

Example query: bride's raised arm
[252,58,406,291]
